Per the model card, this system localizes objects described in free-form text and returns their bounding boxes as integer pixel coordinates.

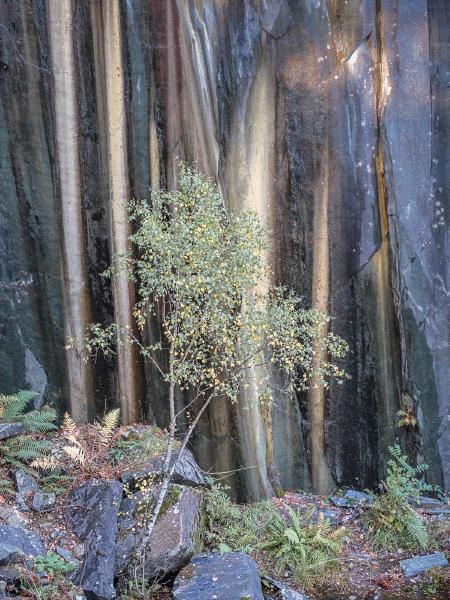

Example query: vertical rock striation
[0,0,448,495]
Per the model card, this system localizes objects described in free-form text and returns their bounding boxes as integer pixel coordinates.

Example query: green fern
[2,437,53,462]
[0,392,58,471]
[21,408,58,433]
[0,390,35,420]
[41,473,72,495]
[259,506,346,587]
[364,446,431,551]
[0,478,13,495]
[405,510,429,549]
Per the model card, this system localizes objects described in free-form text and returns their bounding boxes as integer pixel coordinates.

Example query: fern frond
[30,456,59,471]
[13,439,53,460]
[22,409,58,433]
[0,391,36,420]
[63,445,86,465]
[62,413,79,438]
[99,409,120,448]
[405,510,428,549]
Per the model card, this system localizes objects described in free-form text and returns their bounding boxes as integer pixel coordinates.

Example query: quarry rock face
[0,0,449,498]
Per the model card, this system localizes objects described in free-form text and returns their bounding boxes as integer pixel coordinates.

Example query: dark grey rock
[56,546,78,567]
[121,449,205,489]
[330,490,372,508]
[0,566,19,583]
[262,575,310,599]
[32,491,55,512]
[72,542,86,560]
[345,490,372,502]
[415,496,444,509]
[0,525,45,564]
[13,470,38,496]
[312,508,341,525]
[260,0,292,40]
[400,552,448,577]
[423,508,450,516]
[173,552,264,600]
[24,348,47,410]
[142,487,203,578]
[0,505,28,527]
[0,423,24,440]
[65,479,123,600]
[15,493,30,513]
[114,490,158,575]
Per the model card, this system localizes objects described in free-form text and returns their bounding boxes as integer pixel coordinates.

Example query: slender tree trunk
[137,391,213,555]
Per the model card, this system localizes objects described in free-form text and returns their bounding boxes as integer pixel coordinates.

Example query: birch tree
[85,163,348,552]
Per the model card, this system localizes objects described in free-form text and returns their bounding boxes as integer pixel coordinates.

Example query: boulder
[173,552,264,600]
[0,505,28,528]
[400,552,448,577]
[114,490,158,575]
[415,496,444,509]
[65,479,123,600]
[0,525,45,564]
[142,487,202,578]
[330,489,372,508]
[0,423,24,440]
[311,508,341,525]
[13,470,38,497]
[32,491,56,512]
[121,449,205,489]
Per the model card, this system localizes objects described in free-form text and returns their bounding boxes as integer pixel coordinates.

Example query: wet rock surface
[173,552,264,600]
[1,0,449,499]
[65,479,122,600]
[400,552,448,577]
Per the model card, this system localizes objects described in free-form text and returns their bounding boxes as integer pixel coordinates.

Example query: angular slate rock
[142,487,202,578]
[114,490,158,575]
[312,508,341,525]
[0,525,45,564]
[0,505,28,527]
[400,552,448,577]
[32,491,55,512]
[260,0,292,40]
[330,489,372,508]
[173,552,264,600]
[415,496,444,509]
[262,575,310,599]
[423,508,450,516]
[121,449,205,489]
[56,546,78,567]
[0,423,24,441]
[65,479,123,600]
[13,470,38,497]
